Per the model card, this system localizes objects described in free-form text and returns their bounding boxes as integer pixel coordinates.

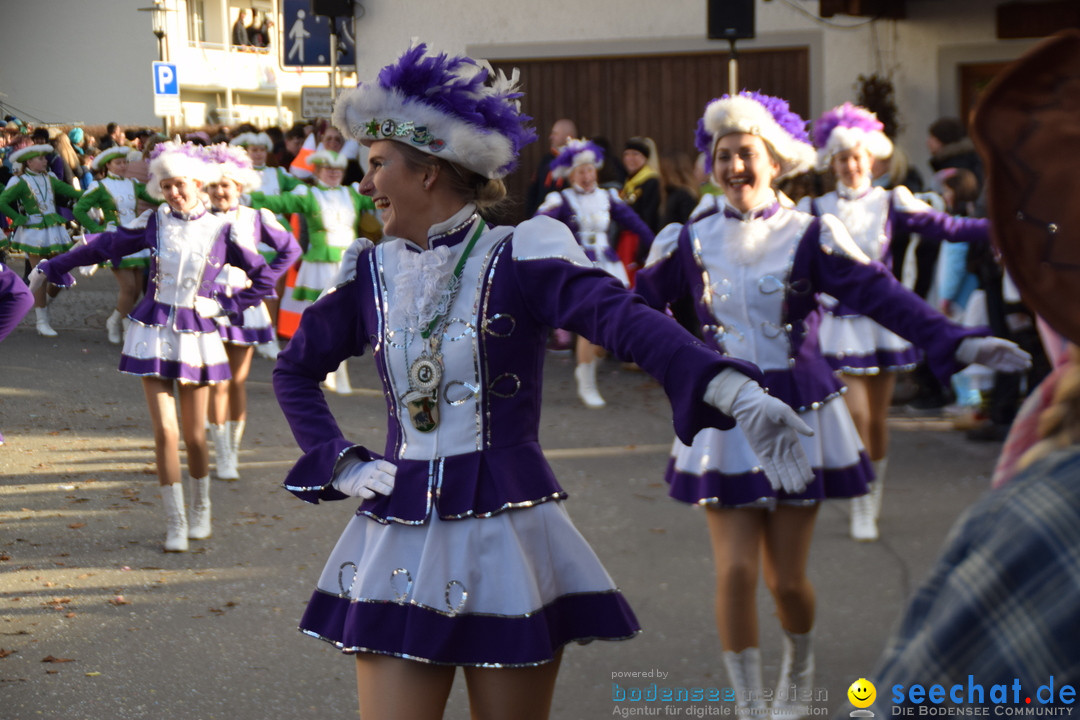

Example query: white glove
[705,370,815,494]
[194,296,223,318]
[956,336,1032,373]
[28,265,48,295]
[331,457,397,499]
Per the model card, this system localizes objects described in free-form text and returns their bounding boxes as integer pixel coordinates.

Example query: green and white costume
[252,183,380,314]
[0,171,82,256]
[73,175,162,268]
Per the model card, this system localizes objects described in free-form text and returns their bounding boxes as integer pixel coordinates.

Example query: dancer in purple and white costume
[635,91,1029,715]
[230,132,304,357]
[536,138,655,408]
[204,143,300,480]
[274,44,815,720]
[801,103,991,542]
[33,141,273,553]
[0,262,34,445]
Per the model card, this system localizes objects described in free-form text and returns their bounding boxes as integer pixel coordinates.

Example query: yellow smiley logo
[848,678,876,708]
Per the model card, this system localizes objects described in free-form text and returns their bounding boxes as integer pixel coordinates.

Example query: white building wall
[347,0,1034,179]
[0,0,1037,175]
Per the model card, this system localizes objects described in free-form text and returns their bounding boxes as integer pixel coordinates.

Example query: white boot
[722,647,766,711]
[333,360,352,395]
[187,474,212,540]
[256,340,280,360]
[850,488,878,541]
[773,629,815,717]
[322,369,338,394]
[209,423,238,480]
[871,458,887,521]
[35,307,57,337]
[160,483,189,552]
[227,419,245,477]
[574,360,606,408]
[105,309,123,344]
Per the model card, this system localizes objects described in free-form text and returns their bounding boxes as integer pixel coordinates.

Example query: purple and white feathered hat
[146,139,213,199]
[812,102,893,170]
[550,138,604,179]
[230,132,273,151]
[205,143,262,191]
[694,91,815,180]
[333,42,537,179]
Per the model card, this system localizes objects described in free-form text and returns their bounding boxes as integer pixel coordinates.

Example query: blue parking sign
[153,62,178,96]
[152,62,180,117]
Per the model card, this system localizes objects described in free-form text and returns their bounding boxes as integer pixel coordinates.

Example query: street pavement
[0,267,1007,720]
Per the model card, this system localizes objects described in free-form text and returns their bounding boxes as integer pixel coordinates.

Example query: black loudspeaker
[312,0,353,17]
[708,0,755,40]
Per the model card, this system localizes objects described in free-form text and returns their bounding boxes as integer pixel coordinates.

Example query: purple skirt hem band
[824,348,921,374]
[665,454,874,507]
[299,587,640,666]
[119,357,232,385]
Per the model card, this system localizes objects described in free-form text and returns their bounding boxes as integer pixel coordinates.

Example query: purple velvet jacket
[0,263,33,342]
[536,187,656,263]
[273,215,762,523]
[41,204,273,330]
[636,201,987,411]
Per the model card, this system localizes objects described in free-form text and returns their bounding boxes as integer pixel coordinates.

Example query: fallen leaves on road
[109,595,130,606]
[0,649,16,659]
[41,656,75,663]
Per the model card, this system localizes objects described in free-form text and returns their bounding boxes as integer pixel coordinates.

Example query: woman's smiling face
[712,133,780,212]
[160,176,203,213]
[359,140,429,243]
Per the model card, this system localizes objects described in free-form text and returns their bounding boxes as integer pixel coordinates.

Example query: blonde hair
[396,141,507,213]
[1017,344,1080,471]
[54,132,80,173]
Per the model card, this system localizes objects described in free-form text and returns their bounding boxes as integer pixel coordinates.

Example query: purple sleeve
[218,226,276,319]
[892,199,990,245]
[273,267,378,503]
[509,231,762,445]
[256,210,301,280]
[0,265,33,342]
[800,220,986,385]
[41,223,154,286]
[609,194,656,255]
[635,224,693,311]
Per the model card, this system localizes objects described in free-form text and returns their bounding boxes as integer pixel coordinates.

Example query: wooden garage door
[491,47,810,223]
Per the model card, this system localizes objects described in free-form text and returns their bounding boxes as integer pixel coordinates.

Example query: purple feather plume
[377,43,537,174]
[694,90,809,174]
[812,103,883,149]
[550,139,604,176]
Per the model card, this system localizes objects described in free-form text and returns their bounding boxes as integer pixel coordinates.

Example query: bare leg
[463,650,562,720]
[226,344,254,421]
[112,267,142,315]
[575,335,601,365]
[355,654,456,720]
[142,377,182,487]
[842,374,871,453]
[863,373,897,461]
[760,504,819,634]
[704,506,766,651]
[177,383,210,479]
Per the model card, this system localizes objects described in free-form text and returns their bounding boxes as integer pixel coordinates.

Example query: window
[187,0,206,43]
